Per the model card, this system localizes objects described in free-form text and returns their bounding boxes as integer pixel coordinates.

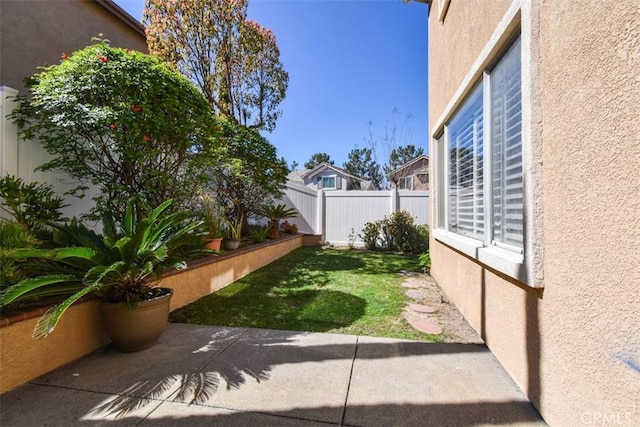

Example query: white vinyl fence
[3,85,429,241]
[280,181,429,246]
[1,86,99,222]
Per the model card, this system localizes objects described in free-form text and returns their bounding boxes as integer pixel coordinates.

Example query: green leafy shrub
[251,225,270,243]
[10,37,219,220]
[0,200,205,337]
[207,122,290,228]
[0,222,39,291]
[0,175,67,235]
[360,221,381,250]
[418,251,431,274]
[359,211,428,254]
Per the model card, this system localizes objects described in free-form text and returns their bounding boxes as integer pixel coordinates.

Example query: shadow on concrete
[86,401,544,426]
[0,325,544,425]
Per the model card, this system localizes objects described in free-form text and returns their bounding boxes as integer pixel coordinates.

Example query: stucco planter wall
[0,234,304,394]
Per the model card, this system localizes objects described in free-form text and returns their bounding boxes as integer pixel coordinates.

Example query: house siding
[429,1,640,426]
[390,157,429,190]
[0,0,147,94]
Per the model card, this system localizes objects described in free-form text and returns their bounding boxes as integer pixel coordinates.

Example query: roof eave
[96,0,146,38]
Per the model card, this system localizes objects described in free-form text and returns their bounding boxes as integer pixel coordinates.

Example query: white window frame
[431,2,541,287]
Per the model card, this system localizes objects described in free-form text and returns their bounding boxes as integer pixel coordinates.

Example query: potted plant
[200,195,225,251]
[260,203,298,239]
[0,199,205,352]
[223,214,244,250]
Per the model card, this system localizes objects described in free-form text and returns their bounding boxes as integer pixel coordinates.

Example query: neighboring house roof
[301,163,368,183]
[387,154,430,178]
[287,169,307,183]
[288,163,373,190]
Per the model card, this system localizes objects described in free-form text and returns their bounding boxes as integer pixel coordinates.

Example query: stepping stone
[409,319,442,335]
[405,290,427,300]
[408,303,436,313]
[397,270,417,277]
[402,282,422,289]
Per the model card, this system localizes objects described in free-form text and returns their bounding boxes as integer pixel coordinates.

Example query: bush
[418,251,431,274]
[0,222,39,291]
[0,175,67,236]
[360,221,381,251]
[250,225,270,243]
[10,37,219,220]
[359,211,428,254]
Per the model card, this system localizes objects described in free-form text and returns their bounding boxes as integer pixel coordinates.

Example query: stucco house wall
[428,1,640,426]
[0,0,147,94]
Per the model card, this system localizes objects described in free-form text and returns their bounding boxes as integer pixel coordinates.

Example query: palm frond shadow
[88,330,286,419]
[89,372,216,417]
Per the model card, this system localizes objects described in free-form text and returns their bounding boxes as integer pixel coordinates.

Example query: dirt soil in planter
[399,272,484,344]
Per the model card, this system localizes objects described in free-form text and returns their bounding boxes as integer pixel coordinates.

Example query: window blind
[448,83,484,240]
[491,37,523,249]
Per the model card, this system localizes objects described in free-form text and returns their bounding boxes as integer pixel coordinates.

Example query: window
[318,175,340,190]
[398,176,413,190]
[439,35,522,252]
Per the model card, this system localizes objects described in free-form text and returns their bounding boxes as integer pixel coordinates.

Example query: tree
[206,119,289,226]
[144,0,288,132]
[343,147,384,189]
[363,108,421,188]
[10,38,218,219]
[304,153,334,170]
[384,144,425,176]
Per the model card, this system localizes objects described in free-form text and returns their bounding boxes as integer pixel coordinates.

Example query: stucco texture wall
[0,0,147,94]
[429,0,640,425]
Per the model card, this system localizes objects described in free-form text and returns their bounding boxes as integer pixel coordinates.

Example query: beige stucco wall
[0,237,303,394]
[0,300,110,394]
[0,0,147,94]
[164,236,303,311]
[429,1,640,425]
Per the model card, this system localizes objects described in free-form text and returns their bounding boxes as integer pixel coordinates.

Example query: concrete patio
[0,323,545,426]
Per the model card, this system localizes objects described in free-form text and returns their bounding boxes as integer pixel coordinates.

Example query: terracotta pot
[99,288,173,352]
[205,237,223,250]
[267,220,279,239]
[223,238,241,250]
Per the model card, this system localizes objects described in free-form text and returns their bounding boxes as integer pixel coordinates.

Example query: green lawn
[170,247,439,341]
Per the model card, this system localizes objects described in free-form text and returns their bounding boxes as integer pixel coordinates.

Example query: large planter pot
[267,220,280,239]
[205,237,223,250]
[224,238,241,250]
[99,288,173,352]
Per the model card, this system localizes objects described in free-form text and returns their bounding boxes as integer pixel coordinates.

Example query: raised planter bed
[0,234,309,394]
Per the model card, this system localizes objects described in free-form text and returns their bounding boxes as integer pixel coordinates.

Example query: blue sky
[115,0,429,169]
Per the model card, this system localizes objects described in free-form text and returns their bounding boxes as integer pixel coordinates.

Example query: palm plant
[0,200,205,338]
[260,203,297,239]
[260,203,298,223]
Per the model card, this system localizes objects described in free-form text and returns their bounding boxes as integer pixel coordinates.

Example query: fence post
[316,189,325,242]
[390,187,399,215]
[1,86,20,178]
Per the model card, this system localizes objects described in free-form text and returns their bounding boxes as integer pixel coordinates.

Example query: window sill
[433,228,529,285]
